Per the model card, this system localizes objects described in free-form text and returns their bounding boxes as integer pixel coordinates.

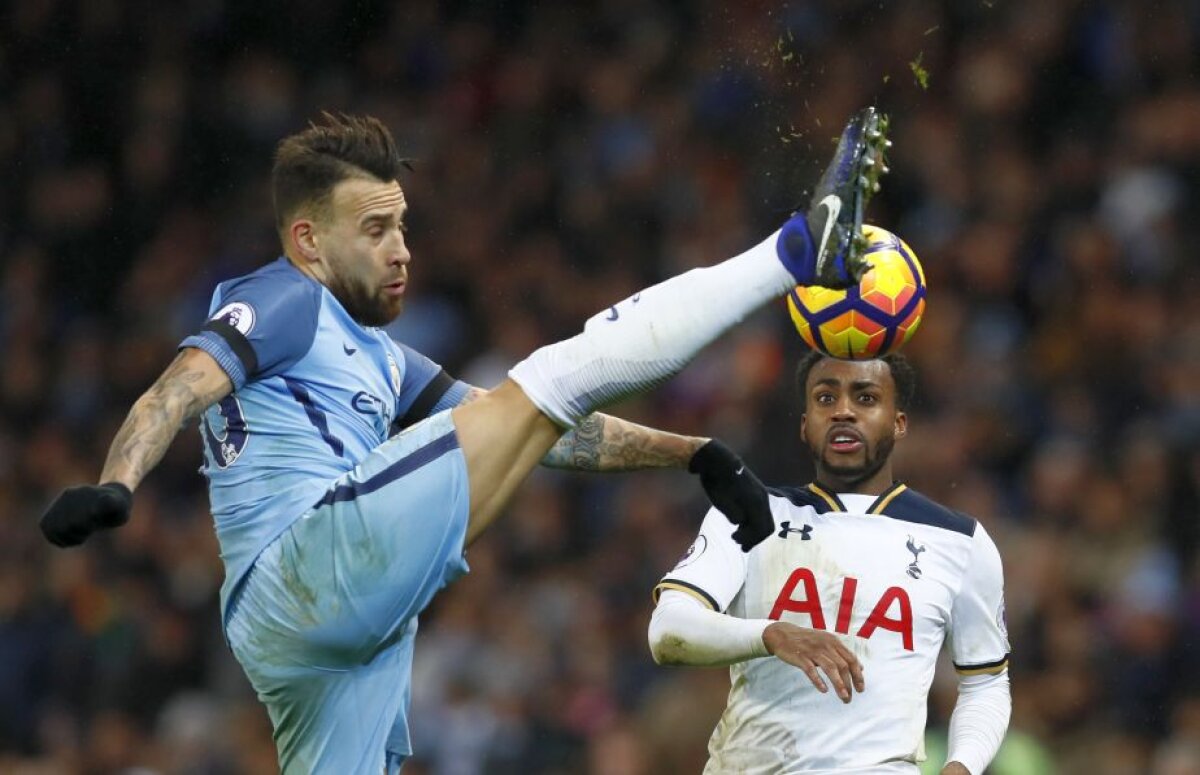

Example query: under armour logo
[906,535,926,579]
[778,521,812,540]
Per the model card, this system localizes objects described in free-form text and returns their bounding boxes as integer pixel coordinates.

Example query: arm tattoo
[453,384,701,472]
[541,413,706,472]
[99,353,231,489]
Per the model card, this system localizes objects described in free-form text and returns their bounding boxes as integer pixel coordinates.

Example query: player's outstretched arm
[540,413,775,551]
[456,387,706,471]
[456,386,774,550]
[40,347,231,547]
[648,592,865,703]
[456,386,700,470]
[539,412,706,471]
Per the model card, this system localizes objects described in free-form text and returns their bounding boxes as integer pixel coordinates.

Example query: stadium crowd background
[2,1,1199,773]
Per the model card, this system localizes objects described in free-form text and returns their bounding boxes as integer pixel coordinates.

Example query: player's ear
[290,218,321,263]
[894,411,908,439]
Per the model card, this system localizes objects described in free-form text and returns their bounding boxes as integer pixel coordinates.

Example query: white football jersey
[654,483,1009,775]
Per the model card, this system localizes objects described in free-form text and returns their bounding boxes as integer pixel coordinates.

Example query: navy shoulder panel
[880,487,977,537]
[768,485,838,515]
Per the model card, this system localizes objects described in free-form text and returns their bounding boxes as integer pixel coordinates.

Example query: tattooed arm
[39,347,232,547]
[448,384,773,550]
[100,347,233,489]
[457,386,706,472]
[540,413,707,471]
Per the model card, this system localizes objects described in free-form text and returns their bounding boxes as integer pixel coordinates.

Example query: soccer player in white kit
[649,353,1011,775]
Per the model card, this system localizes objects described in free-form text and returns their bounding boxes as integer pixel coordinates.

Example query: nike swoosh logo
[343,344,357,355]
[735,465,745,475]
[631,293,641,303]
[815,194,842,273]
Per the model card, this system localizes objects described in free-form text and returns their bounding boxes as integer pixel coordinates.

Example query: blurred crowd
[2,0,1199,773]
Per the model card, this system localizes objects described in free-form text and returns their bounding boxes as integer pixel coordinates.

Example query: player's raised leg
[455,107,890,538]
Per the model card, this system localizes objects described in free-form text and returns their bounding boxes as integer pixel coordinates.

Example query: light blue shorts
[225,410,470,774]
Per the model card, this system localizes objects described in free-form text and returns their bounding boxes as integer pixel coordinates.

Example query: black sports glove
[40,482,133,547]
[688,440,773,552]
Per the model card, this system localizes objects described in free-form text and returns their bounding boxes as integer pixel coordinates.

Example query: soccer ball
[787,225,926,360]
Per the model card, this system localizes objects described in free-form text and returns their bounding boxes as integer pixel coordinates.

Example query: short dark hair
[271,112,407,233]
[794,351,917,412]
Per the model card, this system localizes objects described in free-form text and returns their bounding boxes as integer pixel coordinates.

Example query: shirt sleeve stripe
[653,579,719,611]
[954,653,1010,675]
[200,319,259,376]
[399,369,456,427]
[180,334,247,390]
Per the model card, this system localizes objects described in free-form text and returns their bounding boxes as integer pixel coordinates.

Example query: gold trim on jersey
[653,580,719,611]
[955,654,1010,675]
[807,481,909,515]
[868,482,909,515]
[806,482,844,512]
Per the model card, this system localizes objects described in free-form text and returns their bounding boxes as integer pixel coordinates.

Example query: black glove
[688,440,773,552]
[40,482,133,547]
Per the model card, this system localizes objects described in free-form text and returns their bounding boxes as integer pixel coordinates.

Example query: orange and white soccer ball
[787,224,926,360]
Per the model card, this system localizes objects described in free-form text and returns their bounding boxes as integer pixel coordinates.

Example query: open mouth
[828,427,864,453]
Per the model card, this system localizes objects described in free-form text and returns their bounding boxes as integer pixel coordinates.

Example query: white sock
[509,230,795,427]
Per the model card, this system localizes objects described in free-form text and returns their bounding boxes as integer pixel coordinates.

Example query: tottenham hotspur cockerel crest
[906,535,925,579]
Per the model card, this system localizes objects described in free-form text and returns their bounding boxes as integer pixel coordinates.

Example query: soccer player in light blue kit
[40,110,889,773]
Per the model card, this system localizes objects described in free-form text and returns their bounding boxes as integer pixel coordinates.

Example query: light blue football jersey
[180,258,468,618]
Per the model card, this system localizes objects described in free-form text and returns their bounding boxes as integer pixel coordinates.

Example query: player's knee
[508,339,587,428]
